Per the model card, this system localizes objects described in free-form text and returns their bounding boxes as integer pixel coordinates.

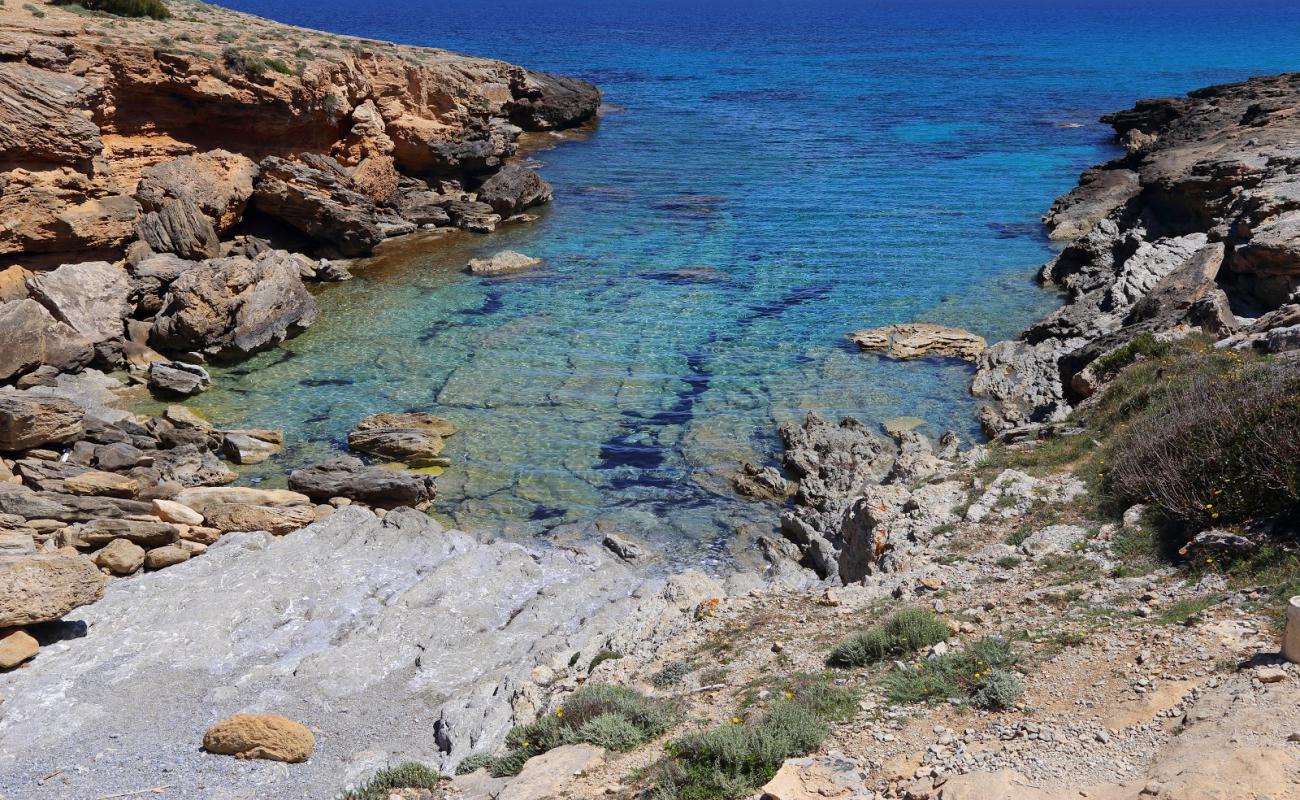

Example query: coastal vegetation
[56,0,170,18]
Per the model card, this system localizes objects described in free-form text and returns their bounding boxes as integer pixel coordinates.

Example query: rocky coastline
[2,6,1300,796]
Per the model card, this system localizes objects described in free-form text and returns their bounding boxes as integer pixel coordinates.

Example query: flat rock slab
[849,323,987,362]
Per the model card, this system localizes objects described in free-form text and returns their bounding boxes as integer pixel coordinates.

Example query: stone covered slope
[974,72,1300,434]
[0,506,723,799]
[0,0,596,261]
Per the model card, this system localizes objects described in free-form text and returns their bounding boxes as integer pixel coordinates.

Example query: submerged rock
[848,323,987,362]
[347,412,455,467]
[467,250,543,276]
[288,457,436,507]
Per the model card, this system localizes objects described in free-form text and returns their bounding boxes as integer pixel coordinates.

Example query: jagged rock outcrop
[849,323,987,362]
[288,456,437,506]
[135,150,259,235]
[150,250,320,359]
[975,73,1300,434]
[251,155,389,257]
[476,164,554,215]
[25,261,131,346]
[0,299,94,381]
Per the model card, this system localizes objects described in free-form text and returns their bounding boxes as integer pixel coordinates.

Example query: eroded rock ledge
[973,72,1300,435]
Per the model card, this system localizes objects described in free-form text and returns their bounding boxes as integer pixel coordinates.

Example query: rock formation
[974,73,1300,435]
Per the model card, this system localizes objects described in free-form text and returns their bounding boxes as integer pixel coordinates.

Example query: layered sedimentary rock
[974,73,1300,434]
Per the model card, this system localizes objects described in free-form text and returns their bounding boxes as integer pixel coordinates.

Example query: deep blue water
[200,0,1300,560]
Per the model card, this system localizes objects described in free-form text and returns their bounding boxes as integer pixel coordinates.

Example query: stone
[92,538,145,575]
[135,197,221,260]
[0,552,106,627]
[0,529,36,556]
[179,526,222,545]
[1042,167,1141,241]
[144,544,191,570]
[173,487,311,517]
[128,253,202,317]
[252,156,386,256]
[0,299,94,381]
[760,758,854,800]
[466,250,543,275]
[446,200,501,233]
[388,186,452,226]
[147,361,211,397]
[1284,596,1300,665]
[733,462,795,501]
[0,394,84,451]
[220,431,283,465]
[202,714,314,763]
[475,164,553,215]
[1019,525,1088,558]
[848,323,987,362]
[603,533,645,561]
[151,251,319,359]
[135,150,259,234]
[150,445,237,488]
[288,457,437,507]
[0,265,29,304]
[62,471,140,499]
[25,261,131,345]
[0,628,39,669]
[497,744,605,800]
[151,498,205,526]
[509,70,601,130]
[202,503,316,535]
[64,519,180,549]
[347,412,453,466]
[1256,667,1288,684]
[0,62,102,167]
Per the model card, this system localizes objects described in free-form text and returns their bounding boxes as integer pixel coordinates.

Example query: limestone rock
[0,62,102,166]
[144,544,191,570]
[467,250,543,275]
[25,261,131,346]
[849,323,987,362]
[475,164,553,215]
[446,200,501,233]
[509,70,601,130]
[220,430,282,465]
[0,299,94,381]
[1042,167,1141,241]
[202,503,315,535]
[347,412,454,467]
[135,197,221,260]
[62,470,140,499]
[0,552,106,627]
[151,251,319,359]
[288,457,437,507]
[252,156,386,257]
[151,498,204,526]
[147,361,211,397]
[173,487,310,517]
[497,744,605,800]
[136,150,259,234]
[202,714,314,763]
[0,393,84,451]
[0,628,38,669]
[92,538,145,575]
[64,519,179,549]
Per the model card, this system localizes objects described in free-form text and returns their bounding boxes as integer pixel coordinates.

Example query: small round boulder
[203,714,314,762]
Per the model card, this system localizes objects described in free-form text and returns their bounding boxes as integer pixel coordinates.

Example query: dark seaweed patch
[299,378,354,387]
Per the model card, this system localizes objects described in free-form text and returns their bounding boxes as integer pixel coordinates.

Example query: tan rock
[0,628,39,669]
[62,470,140,499]
[203,503,315,535]
[92,538,146,575]
[152,498,205,526]
[0,265,30,303]
[760,760,852,800]
[848,323,987,362]
[202,714,314,762]
[467,250,543,275]
[144,544,190,570]
[0,552,106,627]
[177,539,208,556]
[179,525,222,545]
[220,431,282,465]
[0,394,84,451]
[173,486,310,516]
[63,519,179,549]
[497,744,605,800]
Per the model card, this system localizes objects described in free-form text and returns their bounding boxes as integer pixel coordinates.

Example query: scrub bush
[827,608,950,667]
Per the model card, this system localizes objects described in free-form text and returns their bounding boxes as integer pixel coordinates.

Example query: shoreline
[1,3,1299,795]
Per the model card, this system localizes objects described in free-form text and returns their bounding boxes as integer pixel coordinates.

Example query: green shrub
[58,0,170,19]
[465,684,671,778]
[1092,332,1171,377]
[216,29,238,42]
[454,753,495,776]
[653,660,695,688]
[968,668,1023,710]
[588,650,623,672]
[266,58,292,75]
[827,608,950,667]
[1105,352,1300,527]
[342,762,442,800]
[883,637,1019,708]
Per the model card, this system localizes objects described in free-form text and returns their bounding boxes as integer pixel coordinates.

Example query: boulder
[147,361,211,397]
[0,299,94,381]
[135,197,221,261]
[62,470,140,499]
[202,503,315,535]
[0,628,39,669]
[25,261,131,346]
[467,250,543,275]
[135,150,259,233]
[0,528,36,556]
[64,519,180,549]
[388,186,451,226]
[0,552,106,627]
[0,394,84,451]
[220,430,282,465]
[1042,167,1141,241]
[151,251,320,359]
[848,323,987,362]
[151,445,237,488]
[94,442,144,472]
[127,253,201,316]
[92,538,145,575]
[252,156,386,256]
[0,483,154,523]
[288,457,437,507]
[509,70,601,130]
[347,412,454,466]
[202,714,314,763]
[446,200,501,233]
[144,544,191,570]
[0,265,31,303]
[0,62,102,166]
[475,164,553,215]
[173,486,310,516]
[151,498,204,526]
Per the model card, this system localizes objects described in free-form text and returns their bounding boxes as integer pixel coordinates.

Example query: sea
[200,0,1300,563]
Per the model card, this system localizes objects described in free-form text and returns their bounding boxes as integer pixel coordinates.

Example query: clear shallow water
[202,0,1300,560]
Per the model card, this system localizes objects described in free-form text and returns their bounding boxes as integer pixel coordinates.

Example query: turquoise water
[205,0,1300,560]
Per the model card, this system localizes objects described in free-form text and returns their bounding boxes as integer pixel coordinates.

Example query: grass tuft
[827,608,950,668]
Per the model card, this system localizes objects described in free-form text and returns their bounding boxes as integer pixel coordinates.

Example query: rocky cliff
[974,72,1300,435]
[0,0,597,383]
